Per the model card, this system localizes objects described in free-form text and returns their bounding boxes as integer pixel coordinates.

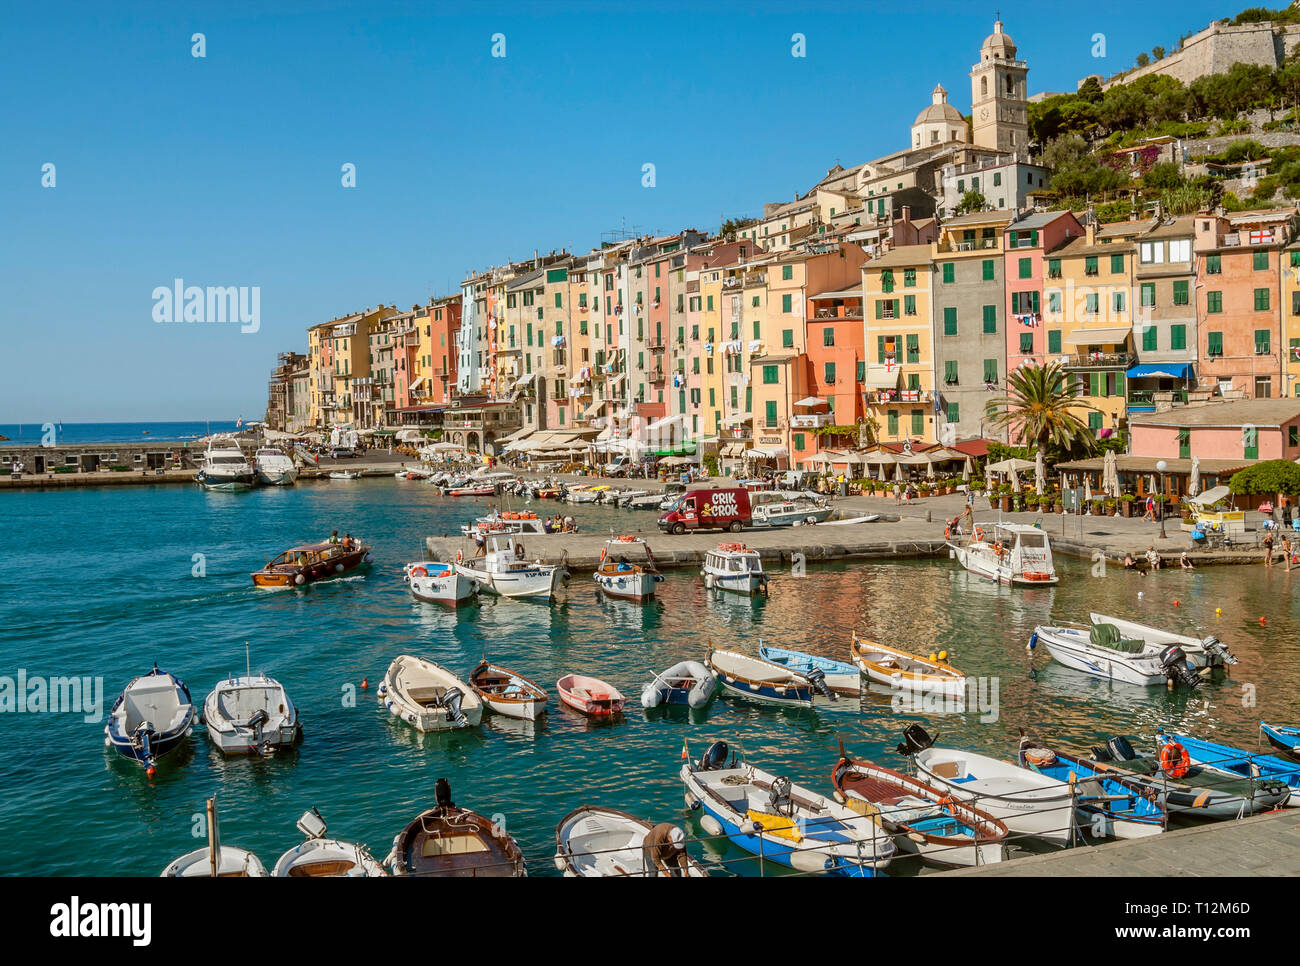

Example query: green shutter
[906,333,919,362]
[1170,325,1186,351]
[942,262,954,283]
[1019,257,1032,279]
[947,402,960,423]
[982,259,995,281]
[1048,329,1061,353]
[887,411,898,435]
[1142,326,1157,352]
[911,409,923,436]
[1110,254,1124,274]
[943,307,957,335]
[765,400,777,427]
[1208,331,1224,356]
[983,305,996,333]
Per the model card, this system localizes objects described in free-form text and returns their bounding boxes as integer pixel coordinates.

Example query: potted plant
[998,484,1012,512]
[988,489,999,509]
[1104,497,1118,515]
[1025,493,1041,511]
[1120,493,1136,517]
[918,482,932,498]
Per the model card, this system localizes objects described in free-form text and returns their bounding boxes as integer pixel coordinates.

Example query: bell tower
[970,18,1029,153]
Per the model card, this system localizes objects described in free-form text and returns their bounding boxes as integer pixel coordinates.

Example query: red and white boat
[448,485,495,497]
[556,674,625,717]
[403,561,479,607]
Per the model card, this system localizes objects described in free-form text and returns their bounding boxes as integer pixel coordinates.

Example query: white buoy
[699,814,723,837]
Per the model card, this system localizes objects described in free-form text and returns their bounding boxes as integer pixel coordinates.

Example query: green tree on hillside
[954,190,986,215]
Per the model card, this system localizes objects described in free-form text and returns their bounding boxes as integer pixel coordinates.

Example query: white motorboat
[594,536,663,602]
[379,655,483,733]
[641,660,717,709]
[161,794,265,877]
[1029,623,1201,688]
[701,542,768,595]
[328,470,362,480]
[455,534,564,601]
[819,513,881,526]
[202,649,300,755]
[404,560,479,607]
[272,808,386,877]
[253,447,298,485]
[554,806,708,877]
[565,484,608,504]
[394,466,434,480]
[903,732,1079,846]
[104,664,197,773]
[610,488,650,507]
[196,436,256,491]
[627,493,666,510]
[752,500,833,527]
[1088,612,1237,669]
[682,741,895,876]
[947,522,1058,586]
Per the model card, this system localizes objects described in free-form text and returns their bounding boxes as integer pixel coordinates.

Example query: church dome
[913,83,964,126]
[981,19,1017,58]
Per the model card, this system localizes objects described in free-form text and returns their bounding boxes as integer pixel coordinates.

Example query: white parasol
[1188,456,1201,498]
[1034,450,1046,493]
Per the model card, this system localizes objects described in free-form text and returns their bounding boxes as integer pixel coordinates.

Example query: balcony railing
[649,370,666,385]
[744,273,768,287]
[791,413,831,428]
[1068,351,1130,368]
[865,389,933,404]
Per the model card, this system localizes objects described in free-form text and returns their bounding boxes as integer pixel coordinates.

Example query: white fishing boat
[610,488,650,507]
[201,645,300,755]
[1029,623,1201,688]
[947,522,1058,586]
[554,806,708,877]
[161,794,266,877]
[394,467,434,480]
[701,542,768,595]
[460,510,547,537]
[752,501,833,527]
[328,470,362,480]
[849,633,967,696]
[682,741,895,876]
[272,808,386,877]
[594,536,663,602]
[379,655,483,733]
[253,447,298,485]
[627,493,666,510]
[1088,613,1237,669]
[566,484,608,504]
[901,730,1078,846]
[403,560,479,607]
[455,534,564,601]
[640,660,717,709]
[468,660,548,721]
[196,436,256,491]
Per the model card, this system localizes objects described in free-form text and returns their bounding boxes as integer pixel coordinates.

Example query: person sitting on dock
[642,823,688,878]
[1179,553,1194,570]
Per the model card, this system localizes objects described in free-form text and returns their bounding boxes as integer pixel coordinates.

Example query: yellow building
[861,245,937,444]
[1283,241,1300,398]
[1044,223,1135,436]
[697,263,729,442]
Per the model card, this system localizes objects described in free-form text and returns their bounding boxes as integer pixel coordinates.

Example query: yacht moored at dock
[948,522,1058,586]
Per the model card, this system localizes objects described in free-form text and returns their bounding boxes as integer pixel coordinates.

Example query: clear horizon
[2,0,1232,421]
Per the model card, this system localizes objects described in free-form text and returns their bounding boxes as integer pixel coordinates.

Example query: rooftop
[1128,398,1300,429]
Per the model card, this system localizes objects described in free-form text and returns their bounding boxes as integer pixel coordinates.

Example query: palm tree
[985,362,1099,455]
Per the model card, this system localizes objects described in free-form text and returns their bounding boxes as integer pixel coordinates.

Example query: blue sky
[1,0,1232,421]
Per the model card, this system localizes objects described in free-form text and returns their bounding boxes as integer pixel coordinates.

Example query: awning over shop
[496,426,534,444]
[748,446,788,459]
[1063,327,1131,346]
[513,372,539,390]
[722,414,752,426]
[1126,363,1194,380]
[720,442,749,457]
[408,376,428,392]
[793,397,825,407]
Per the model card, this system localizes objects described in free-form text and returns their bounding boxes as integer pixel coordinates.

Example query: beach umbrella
[1188,456,1201,498]
[1107,450,1122,499]
[1010,468,1022,493]
[962,456,972,482]
[926,457,936,480]
[894,461,906,483]
[1034,450,1046,493]
[1084,475,1092,503]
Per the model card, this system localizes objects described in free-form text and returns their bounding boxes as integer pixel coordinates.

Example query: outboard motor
[895,724,936,757]
[1200,635,1238,666]
[434,777,455,810]
[805,666,836,702]
[438,687,468,727]
[1106,735,1138,762]
[768,776,794,817]
[698,741,730,771]
[1158,645,1201,690]
[1090,743,1114,763]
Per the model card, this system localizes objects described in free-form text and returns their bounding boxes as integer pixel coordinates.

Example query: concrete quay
[938,808,1300,877]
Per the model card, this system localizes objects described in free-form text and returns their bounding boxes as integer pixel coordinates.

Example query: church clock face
[979,106,990,121]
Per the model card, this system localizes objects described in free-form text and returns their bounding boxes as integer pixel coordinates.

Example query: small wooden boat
[1028,623,1196,688]
[202,656,300,756]
[379,655,483,733]
[1089,613,1237,668]
[682,741,895,876]
[1261,721,1300,761]
[706,646,813,707]
[832,743,1008,866]
[105,664,197,773]
[554,807,708,877]
[1157,731,1300,807]
[640,660,717,709]
[701,543,768,595]
[850,632,965,696]
[1084,735,1292,819]
[759,642,860,698]
[556,673,625,717]
[385,780,527,877]
[469,660,548,721]
[272,808,386,877]
[534,486,562,499]
[251,541,372,588]
[404,560,479,607]
[162,794,265,877]
[594,536,663,602]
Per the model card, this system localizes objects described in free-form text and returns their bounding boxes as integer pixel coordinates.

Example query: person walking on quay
[893,482,901,506]
[1142,494,1156,522]
[1263,531,1275,568]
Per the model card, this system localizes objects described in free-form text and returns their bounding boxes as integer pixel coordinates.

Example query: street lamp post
[1156,459,1168,540]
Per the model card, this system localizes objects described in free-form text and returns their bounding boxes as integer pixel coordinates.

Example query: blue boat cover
[1126,363,1194,380]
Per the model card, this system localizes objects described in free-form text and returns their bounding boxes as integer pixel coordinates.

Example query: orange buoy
[1260,616,1267,625]
[1173,600,1180,607]
[360,677,369,690]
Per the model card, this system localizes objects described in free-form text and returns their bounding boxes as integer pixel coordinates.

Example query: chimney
[900,205,912,225]
[1085,222,1097,246]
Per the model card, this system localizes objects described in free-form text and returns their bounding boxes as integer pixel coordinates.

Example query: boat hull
[1031,627,1167,687]
[202,681,300,756]
[948,542,1058,586]
[1262,722,1300,762]
[456,562,559,601]
[557,675,624,717]
[408,568,479,606]
[703,570,766,595]
[252,546,372,587]
[555,806,707,877]
[850,638,966,695]
[759,645,860,696]
[594,568,657,601]
[380,657,483,733]
[641,661,717,709]
[162,847,266,877]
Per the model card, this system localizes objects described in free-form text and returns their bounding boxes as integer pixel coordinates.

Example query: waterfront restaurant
[1054,454,1251,506]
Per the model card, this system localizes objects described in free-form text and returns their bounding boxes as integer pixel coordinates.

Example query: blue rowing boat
[1159,730,1300,807]
[757,642,860,698]
[1260,721,1300,762]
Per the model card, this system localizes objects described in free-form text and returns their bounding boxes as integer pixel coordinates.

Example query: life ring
[1159,742,1191,780]
[974,527,985,542]
[410,566,428,578]
[599,548,607,563]
[455,550,463,564]
[615,535,636,543]
[936,795,958,817]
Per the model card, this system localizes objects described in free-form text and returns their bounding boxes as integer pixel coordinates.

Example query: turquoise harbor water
[3,479,1298,876]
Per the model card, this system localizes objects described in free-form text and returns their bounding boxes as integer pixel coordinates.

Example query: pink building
[1129,399,1300,462]
[1004,210,1083,373]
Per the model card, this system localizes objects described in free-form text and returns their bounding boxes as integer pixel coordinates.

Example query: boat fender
[685,793,699,810]
[553,855,568,872]
[364,553,373,563]
[831,790,846,805]
[294,573,305,585]
[455,550,463,564]
[335,563,344,573]
[699,814,723,837]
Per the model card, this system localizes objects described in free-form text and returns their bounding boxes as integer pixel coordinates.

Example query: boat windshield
[1017,532,1047,549]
